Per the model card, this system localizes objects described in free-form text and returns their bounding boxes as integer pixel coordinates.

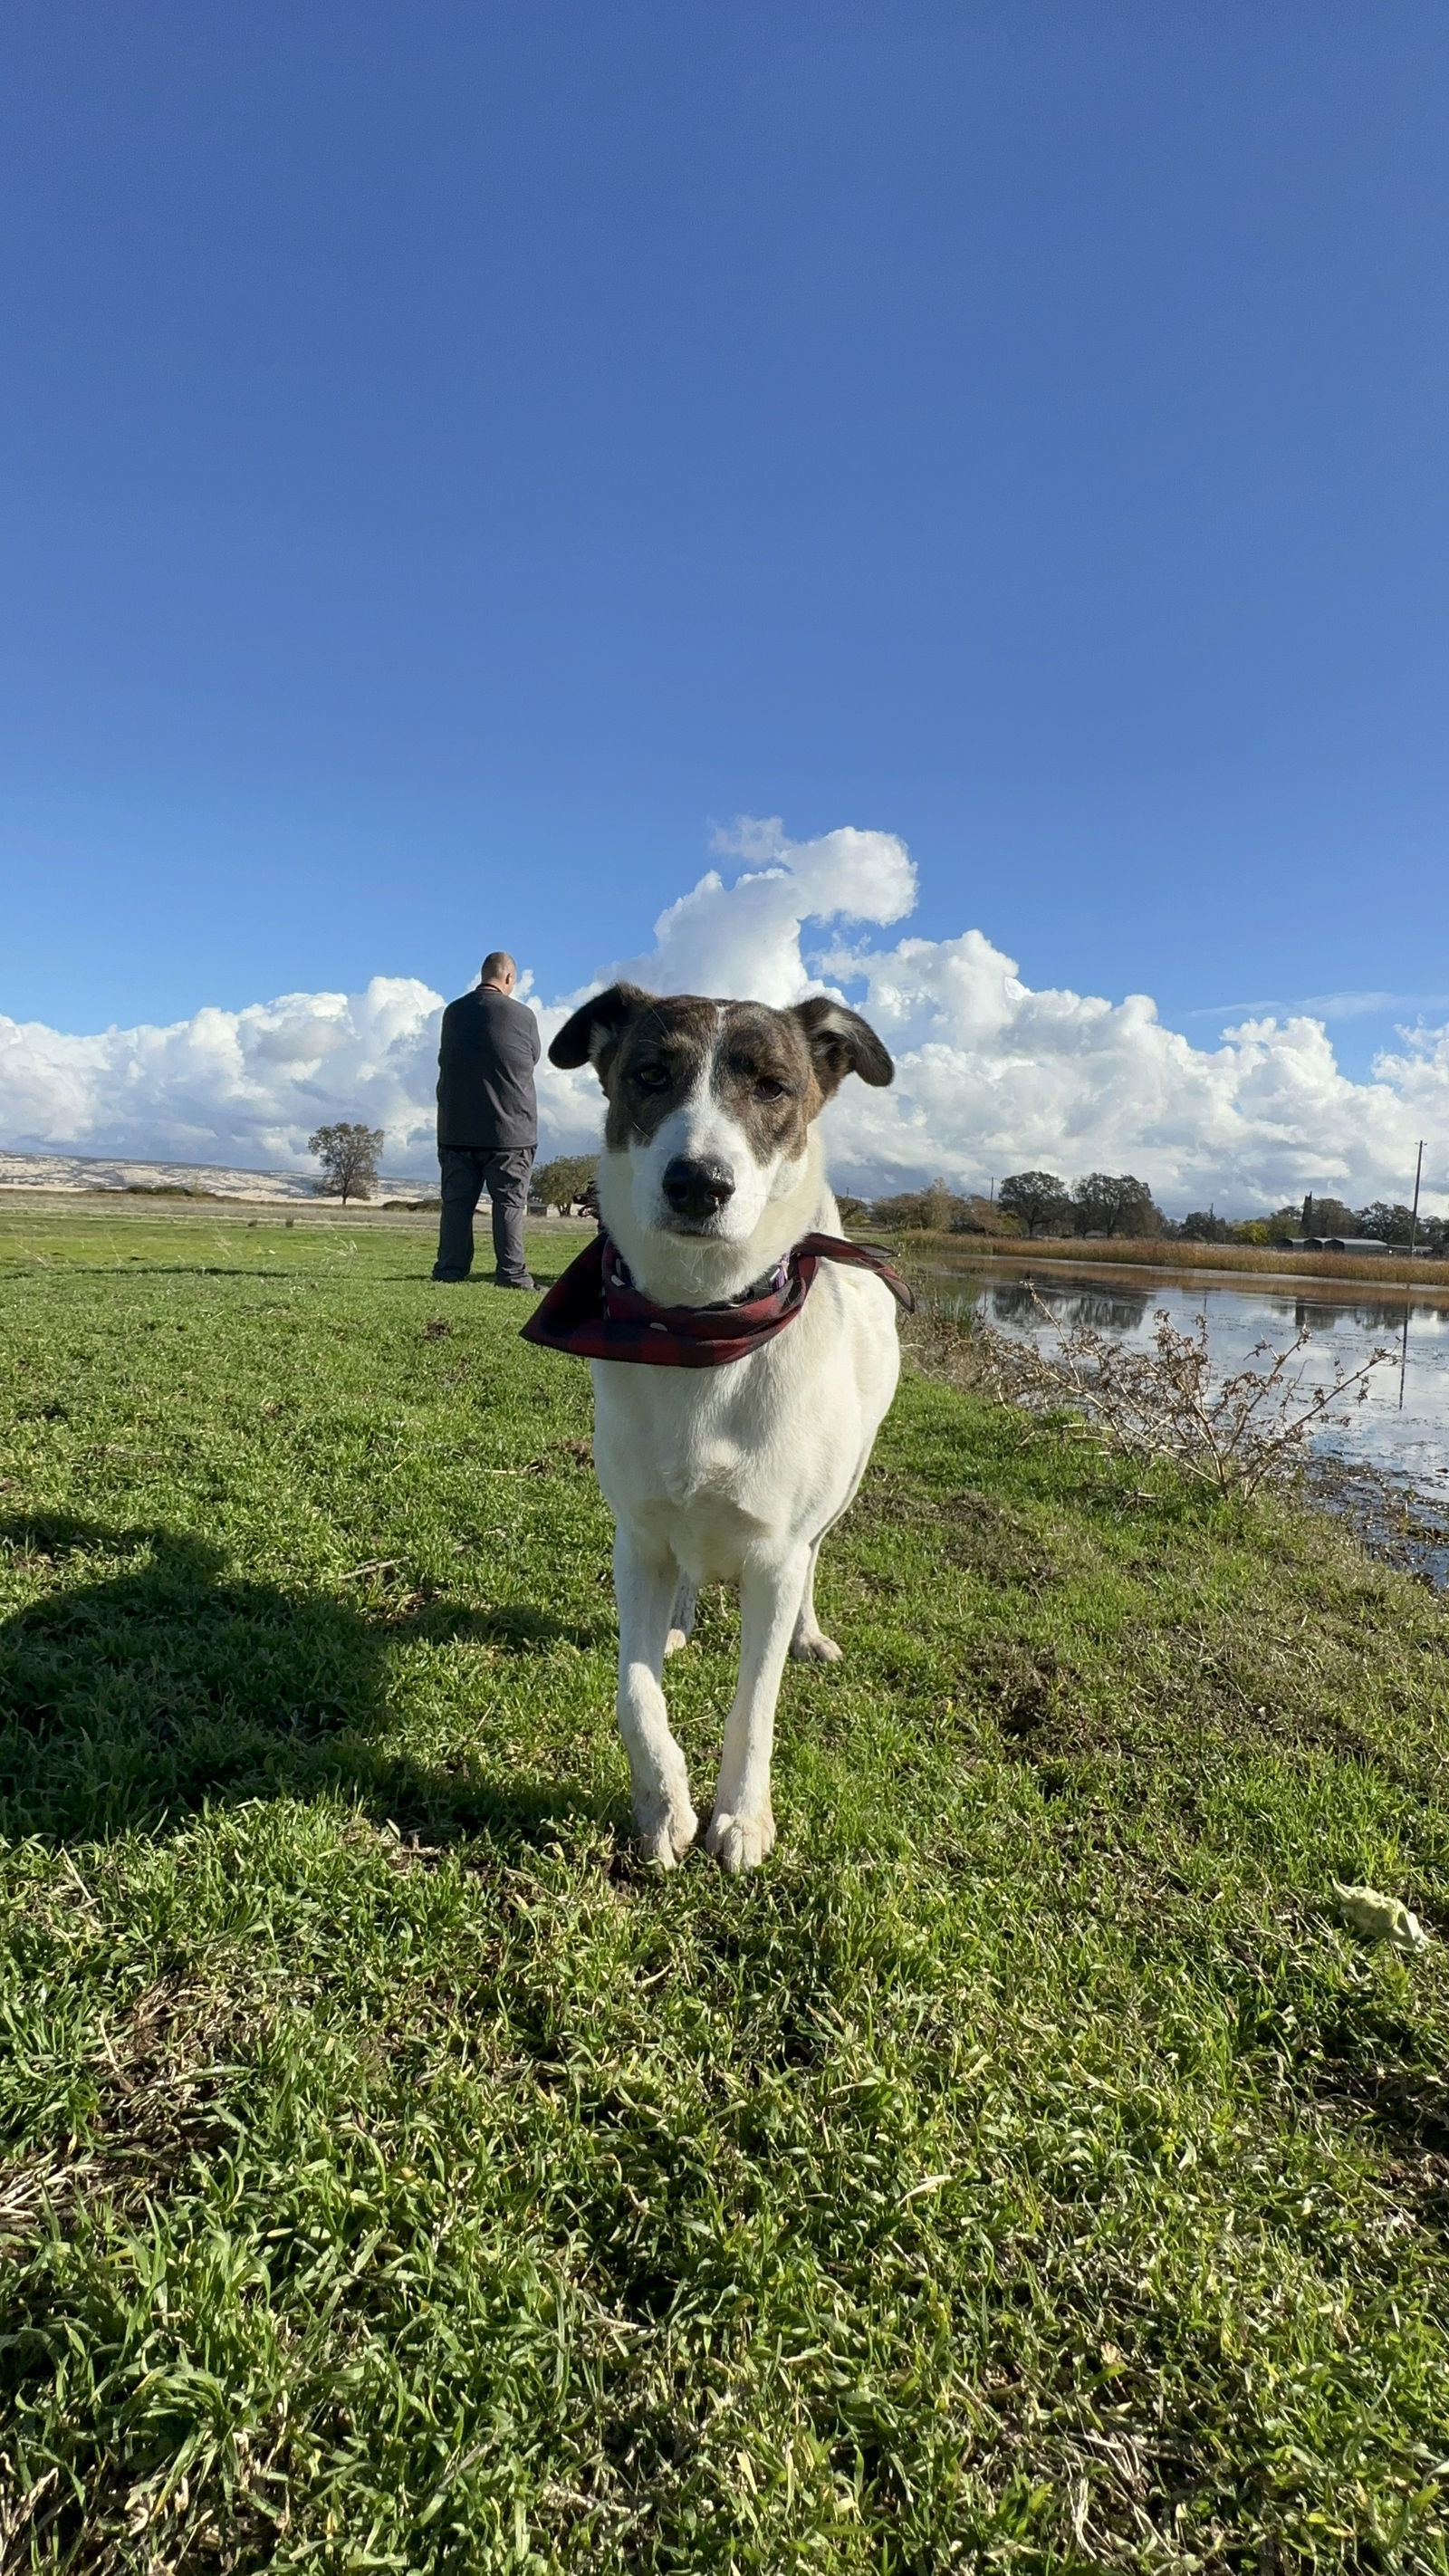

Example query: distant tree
[871,1183,974,1231]
[870,1189,935,1229]
[1357,1201,1414,1244]
[997,1171,1071,1238]
[308,1122,383,1205]
[835,1194,869,1226]
[1230,1220,1275,1245]
[1070,1172,1160,1237]
[1319,1199,1360,1238]
[1357,1201,1445,1252]
[533,1153,598,1209]
[1295,1193,1358,1239]
[870,1191,926,1229]
[1179,1209,1229,1243]
[951,1193,1017,1235]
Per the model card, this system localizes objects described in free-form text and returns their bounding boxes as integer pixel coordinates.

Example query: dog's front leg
[705,1543,810,1873]
[613,1530,698,1868]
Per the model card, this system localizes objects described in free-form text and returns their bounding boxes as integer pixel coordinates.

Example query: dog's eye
[754,1076,787,1101]
[634,1062,670,1092]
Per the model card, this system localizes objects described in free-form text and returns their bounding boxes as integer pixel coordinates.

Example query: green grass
[2,1203,1447,2573]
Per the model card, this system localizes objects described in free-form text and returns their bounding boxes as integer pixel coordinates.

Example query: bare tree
[997,1171,1071,1237]
[308,1122,384,1205]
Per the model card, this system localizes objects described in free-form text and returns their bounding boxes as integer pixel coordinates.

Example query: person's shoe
[494,1275,536,1291]
[431,1270,470,1283]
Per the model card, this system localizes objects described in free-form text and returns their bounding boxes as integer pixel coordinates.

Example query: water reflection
[987,1278,1151,1332]
[1288,1295,1444,1335]
[921,1254,1449,1561]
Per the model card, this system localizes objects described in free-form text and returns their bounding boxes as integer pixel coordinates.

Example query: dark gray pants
[434,1147,534,1285]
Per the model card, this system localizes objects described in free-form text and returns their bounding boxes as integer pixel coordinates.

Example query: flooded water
[924,1254,1449,1581]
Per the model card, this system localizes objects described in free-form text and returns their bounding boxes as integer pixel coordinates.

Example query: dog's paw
[664,1626,691,1658]
[634,1783,698,1869]
[790,1629,843,1663]
[704,1805,776,1873]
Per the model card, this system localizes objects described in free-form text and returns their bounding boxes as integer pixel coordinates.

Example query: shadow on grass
[13,1264,577,1286]
[0,1514,612,1852]
[1308,2010,1449,2163]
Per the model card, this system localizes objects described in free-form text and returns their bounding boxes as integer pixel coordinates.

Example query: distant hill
[0,1150,435,1203]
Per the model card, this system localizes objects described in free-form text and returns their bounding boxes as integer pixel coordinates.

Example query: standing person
[432,951,541,1288]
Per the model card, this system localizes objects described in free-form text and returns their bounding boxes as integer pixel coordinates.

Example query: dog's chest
[609,1370,760,1494]
[591,1344,805,1518]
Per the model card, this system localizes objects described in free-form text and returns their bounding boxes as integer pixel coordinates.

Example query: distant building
[1288,1235,1389,1254]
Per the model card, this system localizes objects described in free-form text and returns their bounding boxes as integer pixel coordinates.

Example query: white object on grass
[1331,1881,1428,1955]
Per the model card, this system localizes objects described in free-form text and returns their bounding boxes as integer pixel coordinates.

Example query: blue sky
[2,0,1446,1089]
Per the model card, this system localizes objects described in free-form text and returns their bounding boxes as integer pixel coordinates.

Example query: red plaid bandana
[520,1229,915,1368]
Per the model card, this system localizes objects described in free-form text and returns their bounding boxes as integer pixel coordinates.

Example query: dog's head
[550,985,894,1245]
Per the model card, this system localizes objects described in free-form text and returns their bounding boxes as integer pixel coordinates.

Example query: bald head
[480,951,517,993]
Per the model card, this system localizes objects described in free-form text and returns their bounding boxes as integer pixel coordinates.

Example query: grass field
[2,1202,1447,2573]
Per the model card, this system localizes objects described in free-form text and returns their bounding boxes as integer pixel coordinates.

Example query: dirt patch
[857,1473,1059,1590]
[0,1974,266,2254]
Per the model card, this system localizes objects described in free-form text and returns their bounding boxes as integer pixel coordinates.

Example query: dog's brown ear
[549,982,652,1080]
[789,997,894,1097]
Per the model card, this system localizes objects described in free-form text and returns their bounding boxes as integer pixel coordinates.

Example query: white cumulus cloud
[2,818,1445,1213]
[0,979,447,1170]
[609,815,916,1007]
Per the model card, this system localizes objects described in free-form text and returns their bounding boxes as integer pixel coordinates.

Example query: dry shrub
[911,1290,1396,1499]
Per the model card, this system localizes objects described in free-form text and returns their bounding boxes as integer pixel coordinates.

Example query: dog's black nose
[661,1156,735,1220]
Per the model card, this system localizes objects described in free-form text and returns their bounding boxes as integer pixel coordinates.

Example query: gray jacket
[436,986,541,1150]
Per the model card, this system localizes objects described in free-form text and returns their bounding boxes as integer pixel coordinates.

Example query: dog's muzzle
[660,1155,735,1226]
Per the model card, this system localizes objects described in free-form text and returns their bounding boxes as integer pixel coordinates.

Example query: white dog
[528,985,908,1872]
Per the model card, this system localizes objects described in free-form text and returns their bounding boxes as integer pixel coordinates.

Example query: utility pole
[1398,1139,1425,1412]
[1407,1139,1425,1263]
